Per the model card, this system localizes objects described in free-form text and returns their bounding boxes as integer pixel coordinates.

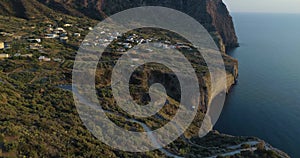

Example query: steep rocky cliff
[0,0,238,51]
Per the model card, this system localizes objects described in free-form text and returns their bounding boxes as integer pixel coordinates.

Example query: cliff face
[205,0,239,49]
[0,0,238,51]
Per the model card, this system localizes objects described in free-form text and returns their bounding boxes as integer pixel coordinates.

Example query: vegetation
[0,7,286,158]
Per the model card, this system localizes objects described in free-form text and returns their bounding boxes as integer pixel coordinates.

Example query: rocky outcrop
[205,0,239,50]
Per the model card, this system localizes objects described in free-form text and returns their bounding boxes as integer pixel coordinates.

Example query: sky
[223,0,300,13]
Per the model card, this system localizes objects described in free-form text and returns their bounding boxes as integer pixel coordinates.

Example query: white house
[14,53,21,57]
[123,43,132,49]
[126,37,134,42]
[176,45,192,50]
[45,34,59,39]
[0,54,9,59]
[138,39,145,44]
[28,38,41,43]
[169,45,176,49]
[44,58,51,61]
[38,56,45,60]
[0,42,4,49]
[38,56,51,62]
[64,24,72,27]
[60,36,68,42]
[73,33,81,37]
[21,54,33,58]
[30,43,43,50]
[164,40,171,44]
[162,44,171,49]
[82,43,91,46]
[56,27,65,31]
[54,27,66,34]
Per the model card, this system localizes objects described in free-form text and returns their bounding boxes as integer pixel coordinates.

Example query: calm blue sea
[214,13,300,157]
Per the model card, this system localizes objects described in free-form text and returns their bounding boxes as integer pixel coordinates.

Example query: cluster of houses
[0,22,91,62]
[0,38,52,61]
[82,28,120,48]
[37,56,62,62]
[1,22,195,63]
[1,39,62,61]
[27,38,43,51]
[14,53,33,58]
[0,22,83,61]
[0,52,63,63]
[82,28,193,52]
[44,26,69,42]
[0,53,32,59]
[44,24,81,42]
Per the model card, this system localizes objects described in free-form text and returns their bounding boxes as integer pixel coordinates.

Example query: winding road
[59,85,264,158]
[59,85,182,158]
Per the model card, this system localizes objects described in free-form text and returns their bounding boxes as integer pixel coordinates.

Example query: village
[0,22,194,65]
[0,23,83,62]
[81,26,194,52]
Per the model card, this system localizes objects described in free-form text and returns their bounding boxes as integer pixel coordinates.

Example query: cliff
[0,1,290,158]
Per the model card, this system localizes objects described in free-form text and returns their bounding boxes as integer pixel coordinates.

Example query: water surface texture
[214,13,300,157]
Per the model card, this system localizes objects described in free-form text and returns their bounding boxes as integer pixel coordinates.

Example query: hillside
[0,0,238,51]
[0,1,290,158]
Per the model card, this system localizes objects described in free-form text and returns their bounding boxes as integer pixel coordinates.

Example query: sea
[214,13,300,158]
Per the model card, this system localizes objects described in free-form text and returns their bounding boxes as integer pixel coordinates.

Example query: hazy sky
[223,0,300,13]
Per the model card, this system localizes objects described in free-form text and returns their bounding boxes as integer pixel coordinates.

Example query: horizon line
[230,11,300,14]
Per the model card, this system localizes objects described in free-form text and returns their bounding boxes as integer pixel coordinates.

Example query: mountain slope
[38,0,239,50]
[0,1,290,157]
[0,0,238,51]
